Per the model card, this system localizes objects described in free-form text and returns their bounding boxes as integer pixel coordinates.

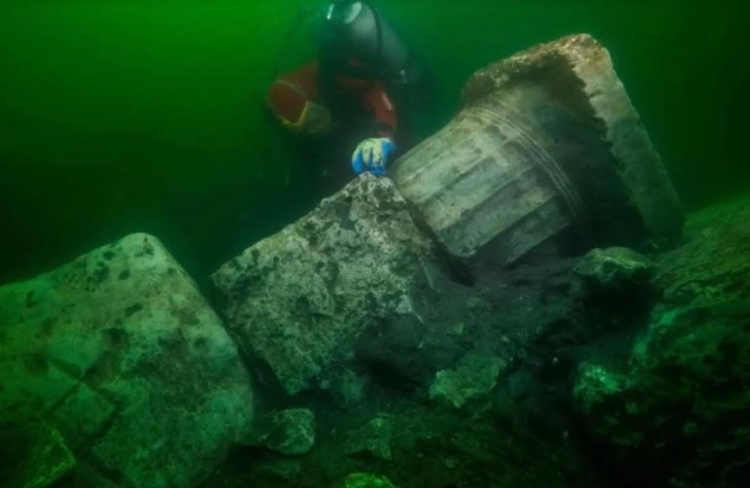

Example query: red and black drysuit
[266,57,402,192]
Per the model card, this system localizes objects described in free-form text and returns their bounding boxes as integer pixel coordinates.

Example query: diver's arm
[266,62,320,121]
[362,82,398,139]
[349,81,399,177]
[266,62,333,136]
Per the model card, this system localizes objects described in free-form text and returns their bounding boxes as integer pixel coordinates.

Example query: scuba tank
[273,1,422,94]
[318,0,416,89]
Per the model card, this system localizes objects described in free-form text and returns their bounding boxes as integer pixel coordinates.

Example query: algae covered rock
[429,353,506,409]
[243,408,316,456]
[337,472,400,488]
[0,233,254,488]
[574,197,750,487]
[344,415,394,461]
[574,364,627,416]
[574,247,654,290]
[575,302,750,487]
[656,195,750,307]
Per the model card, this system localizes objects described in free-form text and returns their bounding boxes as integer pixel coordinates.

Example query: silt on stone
[391,33,684,266]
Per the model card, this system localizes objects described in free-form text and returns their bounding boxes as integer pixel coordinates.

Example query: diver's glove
[351,137,395,176]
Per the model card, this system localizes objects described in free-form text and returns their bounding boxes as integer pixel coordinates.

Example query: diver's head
[318,0,366,62]
[323,1,363,25]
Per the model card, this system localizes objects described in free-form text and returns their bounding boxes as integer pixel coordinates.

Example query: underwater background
[1,0,748,285]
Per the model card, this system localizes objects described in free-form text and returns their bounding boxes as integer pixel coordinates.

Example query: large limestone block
[210,174,435,395]
[0,233,254,488]
[392,33,683,264]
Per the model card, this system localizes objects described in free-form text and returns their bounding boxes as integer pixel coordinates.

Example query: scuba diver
[265,0,429,191]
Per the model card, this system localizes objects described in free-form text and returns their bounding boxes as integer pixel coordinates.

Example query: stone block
[210,175,436,395]
[0,233,254,488]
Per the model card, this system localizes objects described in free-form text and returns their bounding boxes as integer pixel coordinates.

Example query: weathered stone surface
[210,174,436,395]
[0,233,254,488]
[243,408,316,456]
[574,247,654,289]
[429,353,506,409]
[392,33,683,265]
[574,196,750,488]
[655,194,750,308]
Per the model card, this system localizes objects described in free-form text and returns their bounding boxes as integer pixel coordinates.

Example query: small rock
[344,415,394,461]
[244,408,316,456]
[573,364,627,416]
[429,353,506,409]
[448,322,466,337]
[320,368,367,406]
[574,247,654,289]
[338,472,400,488]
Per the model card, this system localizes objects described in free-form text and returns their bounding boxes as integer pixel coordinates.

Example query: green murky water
[1,0,748,284]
